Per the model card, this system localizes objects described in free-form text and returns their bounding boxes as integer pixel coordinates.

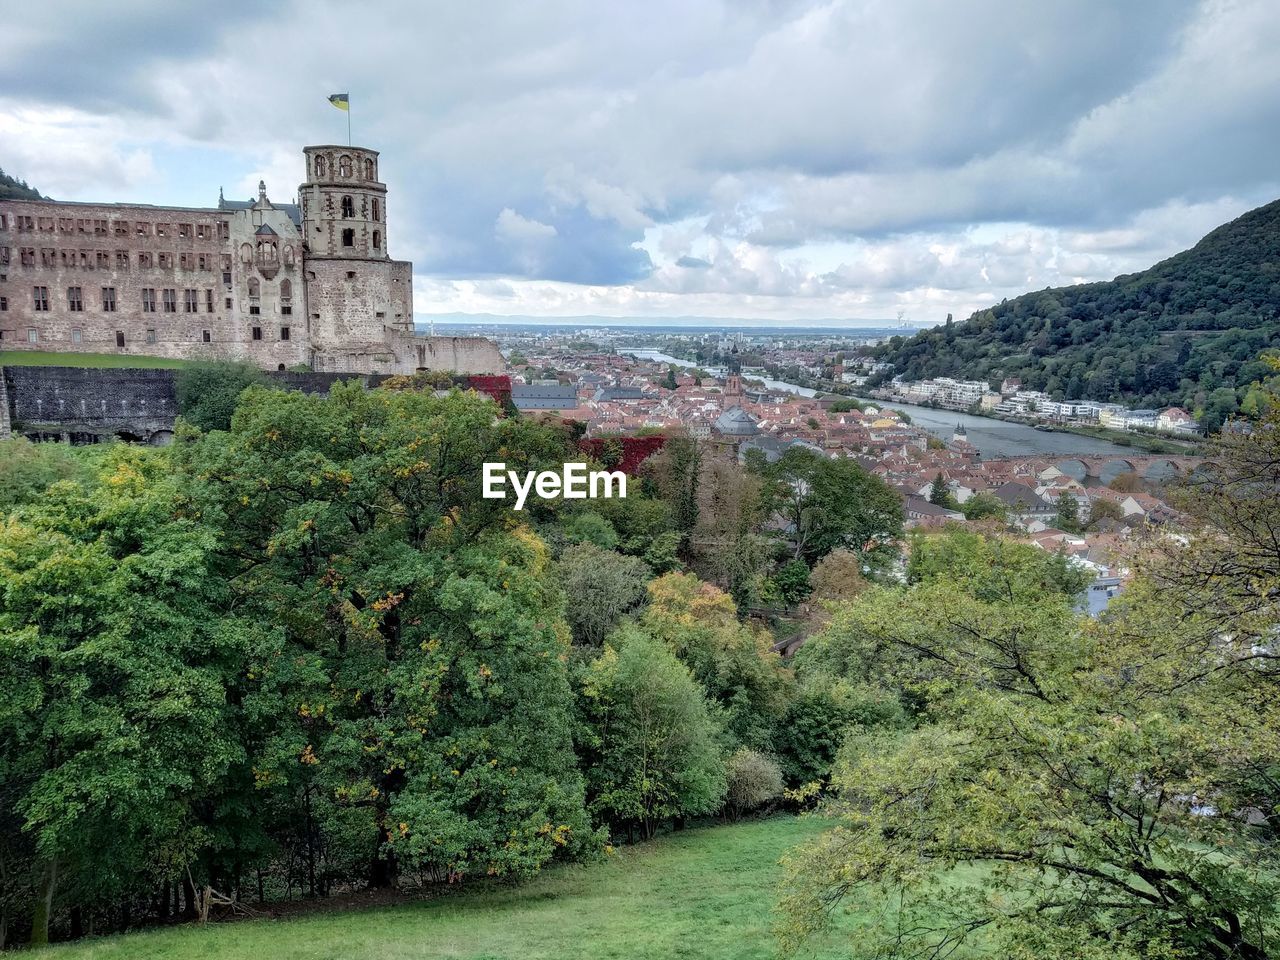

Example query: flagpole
[347,95,352,146]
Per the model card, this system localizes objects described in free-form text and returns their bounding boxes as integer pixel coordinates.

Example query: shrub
[723,748,784,820]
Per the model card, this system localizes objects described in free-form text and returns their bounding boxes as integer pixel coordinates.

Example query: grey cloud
[2,0,1277,309]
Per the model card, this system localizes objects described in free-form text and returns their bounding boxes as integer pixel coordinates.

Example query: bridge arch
[1098,458,1137,485]
[1141,458,1180,483]
[1054,458,1089,482]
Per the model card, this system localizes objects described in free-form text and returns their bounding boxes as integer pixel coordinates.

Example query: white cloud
[3,0,1278,322]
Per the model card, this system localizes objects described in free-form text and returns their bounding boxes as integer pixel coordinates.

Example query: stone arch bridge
[1003,454,1205,485]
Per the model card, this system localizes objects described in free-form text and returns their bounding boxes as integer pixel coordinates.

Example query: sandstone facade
[0,145,501,375]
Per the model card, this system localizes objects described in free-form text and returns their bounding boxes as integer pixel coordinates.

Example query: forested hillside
[0,168,44,200]
[871,198,1280,428]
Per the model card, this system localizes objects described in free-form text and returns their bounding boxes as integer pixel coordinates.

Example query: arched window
[372,230,381,250]
[248,277,260,298]
[338,155,352,177]
[371,199,380,221]
[283,244,295,266]
[239,242,253,264]
[280,278,292,299]
[314,155,326,177]
[364,158,374,180]
[341,195,354,218]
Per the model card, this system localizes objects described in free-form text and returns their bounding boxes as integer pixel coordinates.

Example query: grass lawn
[0,351,199,369]
[46,817,870,960]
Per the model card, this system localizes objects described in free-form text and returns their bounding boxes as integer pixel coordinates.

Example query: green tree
[759,448,904,568]
[1053,489,1081,531]
[959,490,1006,522]
[558,543,651,646]
[779,525,1280,959]
[928,471,953,508]
[0,448,245,943]
[0,438,93,511]
[641,574,790,751]
[772,559,812,608]
[174,361,267,432]
[578,629,727,839]
[722,748,783,821]
[175,382,595,887]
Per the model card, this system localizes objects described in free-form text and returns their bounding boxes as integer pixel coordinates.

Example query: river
[620,349,1134,459]
[868,401,1137,459]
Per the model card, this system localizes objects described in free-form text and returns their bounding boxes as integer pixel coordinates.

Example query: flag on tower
[327,93,350,111]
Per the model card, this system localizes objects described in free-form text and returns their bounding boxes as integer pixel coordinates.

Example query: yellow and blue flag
[328,93,350,112]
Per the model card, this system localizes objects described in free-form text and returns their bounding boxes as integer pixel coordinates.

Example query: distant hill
[871,199,1280,430]
[0,167,45,200]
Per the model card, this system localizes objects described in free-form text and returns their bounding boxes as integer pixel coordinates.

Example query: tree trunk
[182,874,198,920]
[369,826,396,888]
[29,857,57,946]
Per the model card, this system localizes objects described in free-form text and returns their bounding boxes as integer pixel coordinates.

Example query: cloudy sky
[3,0,1278,326]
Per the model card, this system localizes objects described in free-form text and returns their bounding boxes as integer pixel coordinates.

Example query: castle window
[114,221,129,236]
[202,330,211,343]
[116,250,129,269]
[146,329,157,344]
[142,288,156,312]
[27,327,38,343]
[179,223,191,239]
[252,326,262,341]
[339,155,352,177]
[158,252,173,269]
[67,286,84,311]
[372,230,381,250]
[96,251,110,268]
[184,289,198,313]
[371,199,380,220]
[280,326,290,341]
[0,246,8,265]
[21,248,35,266]
[206,289,214,312]
[0,296,6,311]
[94,219,108,236]
[180,253,194,270]
[102,287,116,312]
[249,304,260,315]
[0,214,7,230]
[156,223,168,237]
[226,297,232,309]
[116,331,125,348]
[33,286,49,311]
[341,195,354,218]
[218,222,230,240]
[138,252,153,268]
[315,155,327,177]
[72,328,82,344]
[364,158,374,180]
[136,222,150,237]
[240,243,253,264]
[162,288,177,313]
[248,277,260,298]
[342,229,354,247]
[346,271,356,279]
[196,224,208,240]
[223,271,232,285]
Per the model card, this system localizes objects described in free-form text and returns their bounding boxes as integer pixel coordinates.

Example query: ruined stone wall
[0,199,308,368]
[3,365,177,442]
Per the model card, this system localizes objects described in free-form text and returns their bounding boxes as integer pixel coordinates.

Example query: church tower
[299,145,414,371]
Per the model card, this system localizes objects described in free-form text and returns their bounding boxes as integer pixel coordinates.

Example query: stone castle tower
[299,145,415,370]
